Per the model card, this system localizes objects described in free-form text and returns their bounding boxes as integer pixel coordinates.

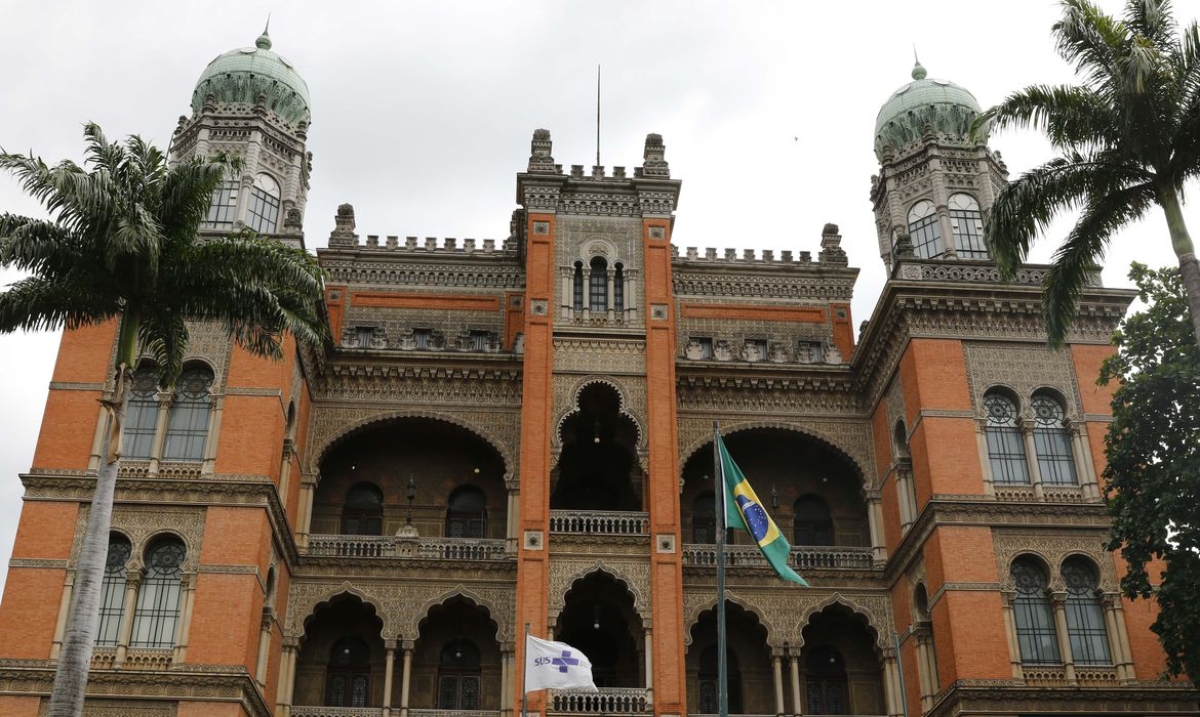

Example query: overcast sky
[1,0,1197,599]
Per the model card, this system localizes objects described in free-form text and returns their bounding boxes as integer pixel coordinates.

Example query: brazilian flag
[716,433,809,586]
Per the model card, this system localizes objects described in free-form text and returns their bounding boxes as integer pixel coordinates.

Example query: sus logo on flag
[524,634,598,693]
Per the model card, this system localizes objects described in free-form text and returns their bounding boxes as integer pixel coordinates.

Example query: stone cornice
[927,679,1199,717]
[672,258,858,302]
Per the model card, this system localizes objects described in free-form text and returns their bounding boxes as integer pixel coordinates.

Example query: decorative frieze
[962,342,1084,418]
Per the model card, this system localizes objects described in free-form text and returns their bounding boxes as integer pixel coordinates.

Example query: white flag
[524,634,598,694]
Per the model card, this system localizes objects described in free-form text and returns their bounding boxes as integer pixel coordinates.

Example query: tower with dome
[0,29,1195,717]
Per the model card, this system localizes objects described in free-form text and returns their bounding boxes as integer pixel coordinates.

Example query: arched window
[162,365,214,461]
[613,262,625,313]
[948,193,987,259]
[123,366,159,459]
[438,639,482,709]
[572,261,584,312]
[1011,557,1060,664]
[446,485,488,538]
[692,492,715,544]
[326,637,372,707]
[130,537,186,648]
[699,645,742,714]
[247,173,281,234]
[589,256,608,313]
[202,180,239,229]
[1031,393,1077,486]
[907,200,944,259]
[984,391,1029,484]
[1062,557,1112,665]
[342,483,384,536]
[96,534,132,646]
[805,646,848,715]
[793,495,834,547]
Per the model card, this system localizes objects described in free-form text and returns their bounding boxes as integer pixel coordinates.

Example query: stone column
[399,640,415,717]
[1101,596,1130,681]
[643,627,654,706]
[1021,421,1044,498]
[914,630,935,711]
[1000,592,1023,679]
[50,573,75,661]
[865,489,887,563]
[896,465,915,532]
[383,640,397,716]
[113,573,142,667]
[278,439,295,509]
[500,648,514,717]
[148,392,172,478]
[975,419,995,496]
[560,268,572,319]
[277,638,300,717]
[201,394,225,476]
[256,608,275,686]
[297,475,317,549]
[788,652,802,717]
[1108,596,1136,683]
[882,649,903,717]
[506,480,519,554]
[86,400,109,471]
[772,650,785,717]
[1068,423,1100,500]
[172,574,198,664]
[607,269,616,321]
[1050,592,1076,684]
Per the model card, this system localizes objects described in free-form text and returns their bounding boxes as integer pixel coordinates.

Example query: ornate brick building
[1,32,1196,717]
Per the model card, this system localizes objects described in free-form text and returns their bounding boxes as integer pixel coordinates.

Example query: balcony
[550,687,650,714]
[306,535,509,561]
[549,510,648,536]
[681,544,875,570]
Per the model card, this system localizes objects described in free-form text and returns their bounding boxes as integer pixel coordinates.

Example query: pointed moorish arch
[678,421,869,486]
[290,582,387,641]
[551,562,649,623]
[794,592,889,653]
[308,410,515,479]
[683,590,777,647]
[552,375,645,453]
[410,585,512,646]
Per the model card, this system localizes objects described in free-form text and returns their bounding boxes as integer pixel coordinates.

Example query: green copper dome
[874,62,981,160]
[191,29,311,126]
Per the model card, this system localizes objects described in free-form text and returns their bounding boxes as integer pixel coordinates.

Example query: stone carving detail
[963,343,1083,418]
[72,505,206,572]
[549,558,651,622]
[553,339,646,374]
[310,370,521,407]
[305,407,520,478]
[677,418,873,484]
[284,579,516,644]
[320,259,523,288]
[992,529,1117,591]
[39,700,177,717]
[673,270,856,301]
[682,589,892,650]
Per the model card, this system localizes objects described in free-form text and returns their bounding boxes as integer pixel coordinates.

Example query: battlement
[324,203,517,253]
[672,223,851,268]
[525,129,671,180]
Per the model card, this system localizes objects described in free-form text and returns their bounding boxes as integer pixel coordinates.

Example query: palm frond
[1126,0,1177,51]
[0,215,86,275]
[971,84,1120,151]
[1054,0,1127,90]
[0,275,119,332]
[139,311,188,389]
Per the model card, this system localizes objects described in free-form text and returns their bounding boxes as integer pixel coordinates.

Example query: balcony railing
[551,687,650,714]
[307,535,508,561]
[292,709,501,717]
[681,544,875,570]
[549,510,649,536]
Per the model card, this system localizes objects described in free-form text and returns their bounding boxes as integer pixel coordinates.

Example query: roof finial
[911,45,927,80]
[256,15,273,50]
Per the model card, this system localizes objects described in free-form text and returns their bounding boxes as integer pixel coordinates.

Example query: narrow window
[692,337,714,360]
[1011,558,1060,664]
[96,534,132,646]
[745,339,768,361]
[355,327,374,348]
[984,391,1029,484]
[613,263,625,313]
[948,193,988,259]
[572,261,584,312]
[413,328,432,350]
[446,485,488,538]
[1031,393,1078,486]
[162,366,214,462]
[327,637,372,707]
[130,538,186,648]
[1063,558,1112,665]
[202,180,239,229]
[438,639,482,709]
[469,330,490,352]
[123,366,159,459]
[342,483,384,536]
[797,341,823,364]
[907,200,944,259]
[247,173,281,234]
[793,495,834,546]
[589,256,608,312]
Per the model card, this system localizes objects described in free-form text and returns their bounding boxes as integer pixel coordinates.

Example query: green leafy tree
[0,123,327,717]
[972,0,1200,347]
[1101,263,1200,684]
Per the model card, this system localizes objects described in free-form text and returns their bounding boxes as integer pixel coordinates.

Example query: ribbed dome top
[874,62,981,160]
[191,29,311,126]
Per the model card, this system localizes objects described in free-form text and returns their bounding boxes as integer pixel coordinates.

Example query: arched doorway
[295,595,385,709]
[326,636,373,707]
[805,646,848,715]
[438,639,482,709]
[414,597,502,710]
[800,606,884,716]
[687,601,771,715]
[552,384,641,512]
[555,572,643,687]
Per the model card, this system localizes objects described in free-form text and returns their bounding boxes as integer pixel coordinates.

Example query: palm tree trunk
[1158,188,1200,347]
[47,367,129,717]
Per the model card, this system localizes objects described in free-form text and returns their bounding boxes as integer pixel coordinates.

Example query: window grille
[446,485,488,538]
[130,538,185,648]
[907,200,944,259]
[163,366,214,462]
[1063,558,1112,665]
[327,637,372,707]
[123,367,159,459]
[342,483,384,536]
[202,181,238,229]
[1031,394,1078,486]
[247,174,280,234]
[589,257,608,312]
[984,392,1029,484]
[1011,558,1060,664]
[96,535,132,646]
[949,194,988,259]
[438,639,482,709]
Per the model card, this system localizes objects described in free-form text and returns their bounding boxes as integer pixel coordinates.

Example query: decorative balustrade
[409,710,500,717]
[307,535,508,561]
[291,708,383,717]
[549,511,649,536]
[681,544,875,570]
[551,687,650,714]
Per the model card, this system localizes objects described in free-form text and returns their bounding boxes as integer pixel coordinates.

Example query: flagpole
[522,622,530,717]
[712,421,728,717]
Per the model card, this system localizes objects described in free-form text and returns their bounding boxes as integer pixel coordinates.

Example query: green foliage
[0,122,328,387]
[972,0,1200,347]
[1101,263,1200,683]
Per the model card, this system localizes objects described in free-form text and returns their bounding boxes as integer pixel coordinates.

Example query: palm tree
[0,123,327,717]
[972,0,1200,346]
